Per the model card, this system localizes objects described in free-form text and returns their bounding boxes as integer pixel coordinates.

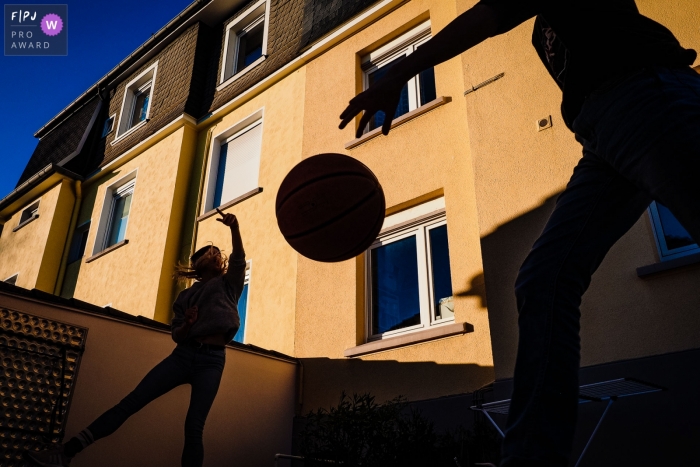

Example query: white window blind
[214,121,262,207]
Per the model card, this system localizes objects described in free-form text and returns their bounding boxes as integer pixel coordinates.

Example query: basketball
[276,153,386,262]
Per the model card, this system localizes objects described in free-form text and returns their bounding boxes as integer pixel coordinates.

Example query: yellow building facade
[2,1,700,463]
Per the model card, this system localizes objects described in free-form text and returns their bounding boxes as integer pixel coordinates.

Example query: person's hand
[184,306,198,326]
[339,64,408,138]
[216,208,239,229]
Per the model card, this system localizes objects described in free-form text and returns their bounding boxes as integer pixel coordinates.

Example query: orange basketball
[276,153,385,262]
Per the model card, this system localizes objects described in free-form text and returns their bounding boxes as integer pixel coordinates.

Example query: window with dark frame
[68,223,91,263]
[101,116,115,138]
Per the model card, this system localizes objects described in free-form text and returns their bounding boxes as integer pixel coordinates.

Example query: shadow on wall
[478,193,560,380]
[455,271,487,308]
[477,188,700,381]
[299,357,494,414]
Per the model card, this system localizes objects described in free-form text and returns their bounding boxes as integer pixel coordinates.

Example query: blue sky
[0,0,193,198]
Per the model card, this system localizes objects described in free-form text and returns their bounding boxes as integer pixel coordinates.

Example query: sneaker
[23,444,72,467]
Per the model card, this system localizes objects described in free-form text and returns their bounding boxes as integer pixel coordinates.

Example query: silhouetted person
[340,1,698,466]
[25,209,246,467]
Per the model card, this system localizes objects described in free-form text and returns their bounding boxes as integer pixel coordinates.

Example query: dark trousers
[85,343,225,467]
[501,66,700,466]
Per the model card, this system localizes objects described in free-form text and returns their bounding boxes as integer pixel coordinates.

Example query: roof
[0,281,298,364]
[0,164,82,215]
[16,98,101,187]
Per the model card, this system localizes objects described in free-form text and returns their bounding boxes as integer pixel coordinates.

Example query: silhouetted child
[26,209,246,467]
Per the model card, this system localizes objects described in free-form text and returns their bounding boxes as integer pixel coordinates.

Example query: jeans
[501,66,700,466]
[85,342,225,467]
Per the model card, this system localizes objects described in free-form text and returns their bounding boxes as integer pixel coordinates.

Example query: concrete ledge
[197,187,263,222]
[85,239,129,263]
[12,214,39,232]
[637,252,700,278]
[345,96,452,150]
[344,321,473,358]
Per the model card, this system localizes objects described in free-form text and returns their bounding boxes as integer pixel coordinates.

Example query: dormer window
[115,62,158,139]
[220,0,269,85]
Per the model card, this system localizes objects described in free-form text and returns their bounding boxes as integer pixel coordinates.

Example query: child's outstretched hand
[184,306,198,326]
[216,208,239,229]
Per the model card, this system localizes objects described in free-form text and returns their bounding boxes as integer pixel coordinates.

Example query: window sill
[344,321,473,358]
[111,119,149,146]
[637,252,700,278]
[12,214,39,232]
[197,187,263,222]
[345,96,452,150]
[85,239,129,263]
[216,55,267,92]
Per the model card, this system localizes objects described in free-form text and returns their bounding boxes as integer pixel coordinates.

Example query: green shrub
[298,392,500,467]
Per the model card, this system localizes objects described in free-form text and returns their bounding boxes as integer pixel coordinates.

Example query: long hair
[173,244,229,284]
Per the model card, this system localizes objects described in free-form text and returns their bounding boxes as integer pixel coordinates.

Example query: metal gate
[0,307,87,467]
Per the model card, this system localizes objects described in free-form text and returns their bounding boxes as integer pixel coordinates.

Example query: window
[205,112,263,211]
[93,172,137,255]
[101,115,115,138]
[116,63,157,138]
[19,201,40,225]
[221,0,269,84]
[4,274,18,286]
[648,201,699,260]
[68,222,91,263]
[232,261,251,343]
[366,198,453,340]
[105,183,133,249]
[361,21,436,133]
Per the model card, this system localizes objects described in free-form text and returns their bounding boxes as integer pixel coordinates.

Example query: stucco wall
[295,0,496,411]
[0,290,297,467]
[0,179,75,292]
[457,0,700,379]
[72,124,197,320]
[194,68,306,356]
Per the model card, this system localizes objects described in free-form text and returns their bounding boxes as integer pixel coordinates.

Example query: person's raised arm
[216,208,246,299]
[339,3,502,138]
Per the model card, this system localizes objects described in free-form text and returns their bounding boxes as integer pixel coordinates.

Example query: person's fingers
[381,114,394,136]
[216,207,225,216]
[339,105,361,130]
[356,111,375,139]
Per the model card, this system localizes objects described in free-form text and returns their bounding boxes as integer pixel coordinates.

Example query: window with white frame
[19,201,40,225]
[366,198,453,340]
[93,174,137,255]
[206,112,263,211]
[232,261,251,343]
[221,0,269,84]
[105,183,134,249]
[116,63,157,137]
[361,21,436,133]
[648,201,699,261]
